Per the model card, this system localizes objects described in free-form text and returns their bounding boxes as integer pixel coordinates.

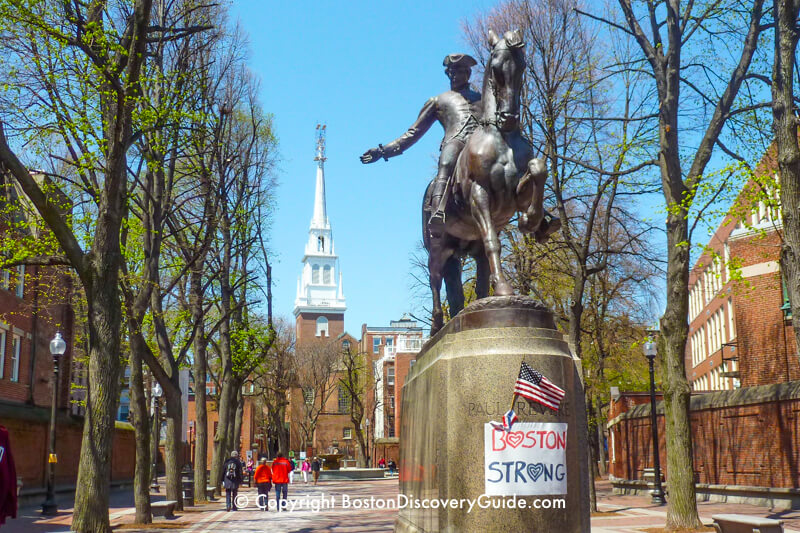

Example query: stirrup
[428,211,446,237]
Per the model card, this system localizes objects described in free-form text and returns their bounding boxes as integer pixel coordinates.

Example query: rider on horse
[360,54,481,237]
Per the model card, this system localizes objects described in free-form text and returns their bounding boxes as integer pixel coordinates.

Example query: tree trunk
[772,0,800,357]
[210,369,236,491]
[128,341,151,523]
[595,396,607,477]
[191,273,208,501]
[230,387,244,455]
[71,273,123,533]
[662,214,701,530]
[164,386,184,511]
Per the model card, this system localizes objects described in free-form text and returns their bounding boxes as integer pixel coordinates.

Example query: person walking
[271,453,292,511]
[388,460,397,475]
[311,456,322,485]
[253,458,272,511]
[221,451,244,512]
[288,456,296,484]
[301,458,311,484]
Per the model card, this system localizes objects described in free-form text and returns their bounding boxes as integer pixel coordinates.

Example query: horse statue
[423,29,558,335]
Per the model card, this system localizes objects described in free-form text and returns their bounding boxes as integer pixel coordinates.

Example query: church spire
[311,124,328,229]
[294,124,346,318]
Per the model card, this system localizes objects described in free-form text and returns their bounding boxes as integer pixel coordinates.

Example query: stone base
[396,296,590,532]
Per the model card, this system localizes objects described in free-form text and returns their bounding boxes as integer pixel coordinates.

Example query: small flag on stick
[490,409,518,432]
[514,361,565,412]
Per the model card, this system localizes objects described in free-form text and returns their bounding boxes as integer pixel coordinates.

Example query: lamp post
[42,332,66,516]
[150,382,162,492]
[643,340,666,505]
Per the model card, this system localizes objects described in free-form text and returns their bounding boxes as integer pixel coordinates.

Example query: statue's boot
[427,181,448,238]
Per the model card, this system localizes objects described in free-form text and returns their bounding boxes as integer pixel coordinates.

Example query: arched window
[318,236,325,251]
[316,316,329,337]
[312,264,320,284]
[323,265,332,284]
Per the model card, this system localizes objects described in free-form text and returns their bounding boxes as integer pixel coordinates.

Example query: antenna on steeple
[314,124,327,164]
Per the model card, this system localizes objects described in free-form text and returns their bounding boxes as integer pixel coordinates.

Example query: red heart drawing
[506,431,524,448]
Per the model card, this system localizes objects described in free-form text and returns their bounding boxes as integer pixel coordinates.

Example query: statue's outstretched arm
[360,98,437,164]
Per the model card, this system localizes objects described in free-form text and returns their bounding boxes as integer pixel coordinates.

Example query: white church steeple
[293,125,346,318]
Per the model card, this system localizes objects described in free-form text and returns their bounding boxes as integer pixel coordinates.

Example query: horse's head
[487,29,525,132]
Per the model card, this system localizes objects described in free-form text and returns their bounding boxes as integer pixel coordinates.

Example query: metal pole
[647,354,666,505]
[41,356,59,515]
[151,397,160,491]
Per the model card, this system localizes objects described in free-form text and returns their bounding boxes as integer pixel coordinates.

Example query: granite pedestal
[395,296,590,533]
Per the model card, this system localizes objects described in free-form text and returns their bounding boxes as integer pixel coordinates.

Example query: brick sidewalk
[5,477,800,532]
[594,479,800,532]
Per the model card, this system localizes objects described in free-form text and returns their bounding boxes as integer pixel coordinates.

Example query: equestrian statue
[361,29,559,335]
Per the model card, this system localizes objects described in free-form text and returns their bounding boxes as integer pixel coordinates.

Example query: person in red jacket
[253,458,272,511]
[270,453,292,511]
[0,425,18,526]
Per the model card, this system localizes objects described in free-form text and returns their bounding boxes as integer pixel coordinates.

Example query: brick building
[687,157,796,390]
[360,315,426,464]
[0,172,135,494]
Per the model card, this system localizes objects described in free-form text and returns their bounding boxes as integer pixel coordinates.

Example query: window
[387,366,395,386]
[342,339,350,352]
[303,386,314,405]
[15,265,24,298]
[0,330,5,378]
[312,264,320,284]
[409,359,416,370]
[10,335,20,382]
[323,265,332,284]
[343,427,352,440]
[386,337,394,349]
[338,385,350,414]
[316,316,329,337]
[373,336,381,354]
[318,236,324,252]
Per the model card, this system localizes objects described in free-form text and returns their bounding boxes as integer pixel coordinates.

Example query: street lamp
[151,382,163,492]
[42,332,66,516]
[643,340,666,505]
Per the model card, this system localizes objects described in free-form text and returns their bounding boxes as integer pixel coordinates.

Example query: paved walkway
[6,477,800,531]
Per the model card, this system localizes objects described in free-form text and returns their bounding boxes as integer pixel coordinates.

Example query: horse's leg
[517,157,548,234]
[428,250,445,336]
[469,183,513,296]
[443,255,464,316]
[474,248,490,299]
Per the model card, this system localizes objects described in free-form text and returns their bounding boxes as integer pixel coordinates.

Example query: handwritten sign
[484,422,567,495]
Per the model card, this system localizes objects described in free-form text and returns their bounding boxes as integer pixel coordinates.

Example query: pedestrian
[378,457,386,469]
[254,458,272,511]
[388,459,396,475]
[289,456,296,484]
[271,452,292,511]
[301,458,311,484]
[311,456,321,485]
[221,451,244,512]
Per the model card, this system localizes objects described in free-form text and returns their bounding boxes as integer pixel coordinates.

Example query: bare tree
[295,340,340,452]
[339,346,371,467]
[583,0,768,527]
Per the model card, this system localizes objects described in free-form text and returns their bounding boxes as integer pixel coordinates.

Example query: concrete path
[5,477,800,532]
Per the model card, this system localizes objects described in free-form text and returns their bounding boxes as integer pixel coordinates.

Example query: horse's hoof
[494,282,514,296]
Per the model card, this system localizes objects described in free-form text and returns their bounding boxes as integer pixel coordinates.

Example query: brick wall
[608,384,800,488]
[295,312,344,346]
[2,404,135,489]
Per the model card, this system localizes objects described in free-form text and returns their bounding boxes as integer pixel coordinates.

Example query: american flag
[514,361,565,411]
[490,409,518,432]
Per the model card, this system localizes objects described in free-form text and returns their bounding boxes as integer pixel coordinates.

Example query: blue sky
[230,0,499,335]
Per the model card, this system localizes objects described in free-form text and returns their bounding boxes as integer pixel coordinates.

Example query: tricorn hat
[443,54,477,69]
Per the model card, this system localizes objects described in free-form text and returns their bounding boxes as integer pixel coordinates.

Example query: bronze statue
[360,54,481,237]
[362,31,559,335]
